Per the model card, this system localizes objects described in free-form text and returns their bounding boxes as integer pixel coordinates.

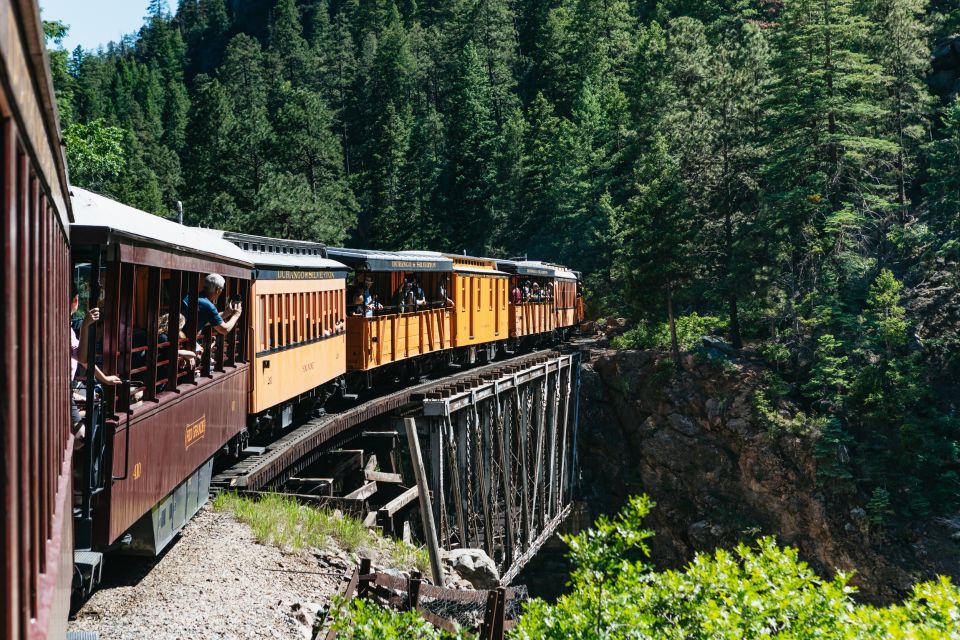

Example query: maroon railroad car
[0,0,76,638]
[70,188,253,555]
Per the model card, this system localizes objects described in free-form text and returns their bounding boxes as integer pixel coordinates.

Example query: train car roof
[70,187,252,268]
[327,247,455,272]
[197,229,348,271]
[395,250,509,276]
[496,259,578,280]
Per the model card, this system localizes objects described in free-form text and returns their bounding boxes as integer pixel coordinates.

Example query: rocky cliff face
[576,347,960,603]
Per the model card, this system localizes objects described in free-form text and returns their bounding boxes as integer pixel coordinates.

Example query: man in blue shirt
[183,273,242,335]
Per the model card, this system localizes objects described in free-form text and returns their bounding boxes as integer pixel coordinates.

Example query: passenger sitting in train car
[438,275,454,307]
[158,313,203,370]
[413,278,427,307]
[393,277,412,312]
[511,283,522,304]
[370,293,384,315]
[183,273,243,334]
[532,282,542,301]
[350,290,365,316]
[361,273,378,317]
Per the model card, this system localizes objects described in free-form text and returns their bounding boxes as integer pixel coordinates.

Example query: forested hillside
[49,0,960,534]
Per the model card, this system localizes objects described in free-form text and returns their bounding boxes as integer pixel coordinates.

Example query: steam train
[1,2,583,637]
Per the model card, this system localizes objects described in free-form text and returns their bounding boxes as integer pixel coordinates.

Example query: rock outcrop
[442,548,500,590]
[576,347,960,603]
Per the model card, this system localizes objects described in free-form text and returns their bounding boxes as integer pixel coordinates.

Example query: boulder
[442,548,500,589]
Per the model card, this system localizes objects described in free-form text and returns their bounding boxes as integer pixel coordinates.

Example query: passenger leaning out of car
[183,273,242,335]
[70,284,121,446]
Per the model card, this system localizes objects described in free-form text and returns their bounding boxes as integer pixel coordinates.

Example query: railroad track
[212,349,567,492]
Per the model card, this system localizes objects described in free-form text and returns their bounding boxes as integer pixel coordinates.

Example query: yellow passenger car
[213,232,349,429]
[448,254,509,350]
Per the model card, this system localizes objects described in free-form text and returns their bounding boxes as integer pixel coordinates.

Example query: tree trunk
[667,280,681,372]
[728,294,742,350]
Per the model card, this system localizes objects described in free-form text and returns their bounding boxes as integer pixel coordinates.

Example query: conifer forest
[48,0,960,547]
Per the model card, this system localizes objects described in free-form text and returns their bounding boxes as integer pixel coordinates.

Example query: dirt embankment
[576,347,960,604]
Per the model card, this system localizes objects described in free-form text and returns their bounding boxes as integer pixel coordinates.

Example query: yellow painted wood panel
[345,308,452,371]
[510,302,557,338]
[451,273,508,347]
[251,334,346,413]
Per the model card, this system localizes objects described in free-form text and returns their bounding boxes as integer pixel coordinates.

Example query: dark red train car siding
[1,1,75,638]
[99,366,248,544]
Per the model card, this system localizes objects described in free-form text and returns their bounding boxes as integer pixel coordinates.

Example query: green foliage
[63,120,125,189]
[611,314,725,352]
[802,334,849,407]
[330,596,471,639]
[866,487,893,527]
[812,417,855,488]
[511,496,960,639]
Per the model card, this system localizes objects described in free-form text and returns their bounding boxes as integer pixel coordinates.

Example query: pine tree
[612,135,694,368]
[924,101,960,241]
[441,42,498,254]
[182,74,238,227]
[269,0,312,84]
[764,0,893,329]
[219,34,273,209]
[251,171,353,244]
[870,0,931,229]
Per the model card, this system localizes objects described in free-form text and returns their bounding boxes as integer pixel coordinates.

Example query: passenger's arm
[213,309,241,335]
[76,308,99,367]
[95,366,121,386]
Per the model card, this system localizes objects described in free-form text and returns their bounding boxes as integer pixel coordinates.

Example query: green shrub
[510,495,960,639]
[330,597,472,639]
[324,496,960,638]
[610,313,727,352]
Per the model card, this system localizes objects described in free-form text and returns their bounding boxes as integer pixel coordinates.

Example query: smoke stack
[176,200,183,225]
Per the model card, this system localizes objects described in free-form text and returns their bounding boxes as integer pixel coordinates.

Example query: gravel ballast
[69,506,344,640]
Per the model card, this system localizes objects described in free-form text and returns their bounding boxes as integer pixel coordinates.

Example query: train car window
[268,294,275,349]
[324,290,330,334]
[259,296,267,351]
[476,278,481,312]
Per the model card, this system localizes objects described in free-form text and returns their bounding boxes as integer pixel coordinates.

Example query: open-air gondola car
[70,188,253,555]
[326,248,458,373]
[496,259,580,341]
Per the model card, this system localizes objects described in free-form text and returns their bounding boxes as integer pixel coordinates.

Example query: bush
[610,313,726,352]
[330,597,472,639]
[510,496,960,639]
[327,496,960,638]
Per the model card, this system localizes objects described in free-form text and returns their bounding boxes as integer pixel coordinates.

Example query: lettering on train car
[262,269,338,280]
[390,260,440,269]
[184,416,207,449]
[525,268,551,276]
[132,462,142,480]
[303,362,315,373]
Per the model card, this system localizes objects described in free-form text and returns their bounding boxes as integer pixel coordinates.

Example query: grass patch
[212,492,431,573]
